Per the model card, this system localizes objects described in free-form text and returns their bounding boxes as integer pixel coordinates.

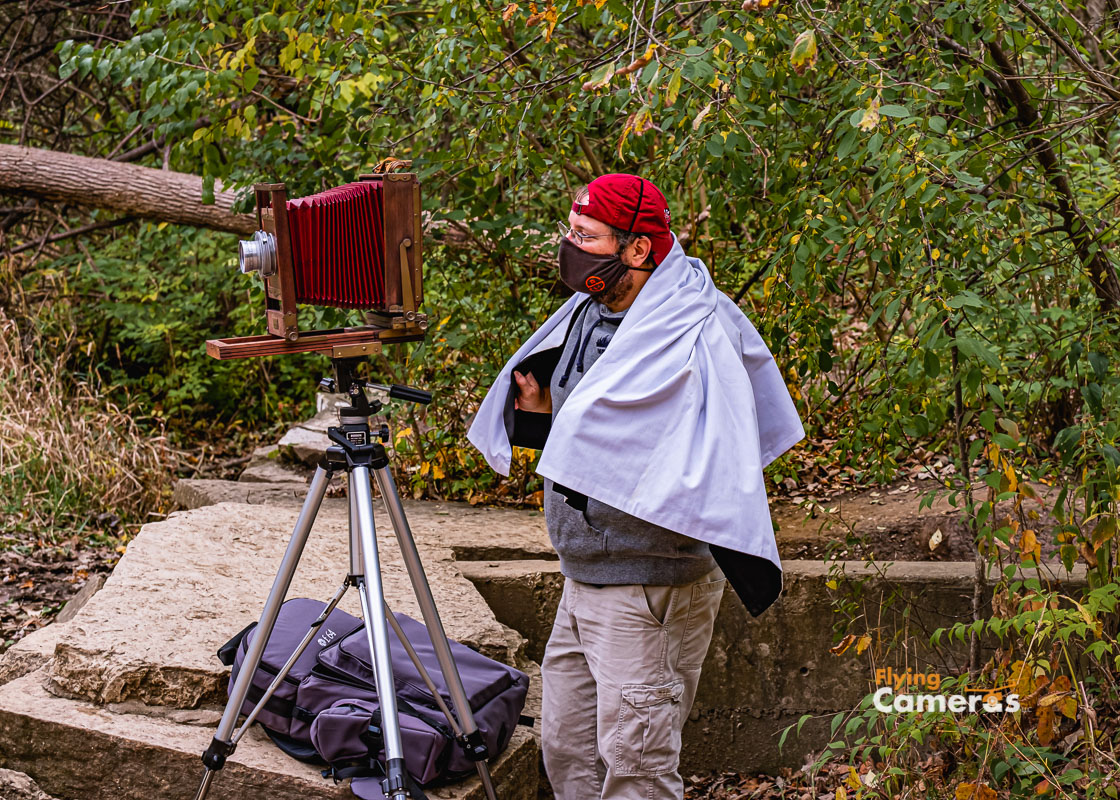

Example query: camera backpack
[217,597,531,798]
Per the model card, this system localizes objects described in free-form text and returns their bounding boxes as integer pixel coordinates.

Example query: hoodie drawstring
[558,309,607,388]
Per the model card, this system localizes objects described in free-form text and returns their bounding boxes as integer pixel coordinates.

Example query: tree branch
[7,214,134,255]
[984,36,1120,311]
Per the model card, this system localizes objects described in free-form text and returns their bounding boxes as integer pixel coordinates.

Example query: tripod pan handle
[389,384,432,405]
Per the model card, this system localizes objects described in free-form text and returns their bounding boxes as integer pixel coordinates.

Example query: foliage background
[3,0,1120,796]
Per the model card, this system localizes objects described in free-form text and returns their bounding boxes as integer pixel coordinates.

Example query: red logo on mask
[585,276,606,293]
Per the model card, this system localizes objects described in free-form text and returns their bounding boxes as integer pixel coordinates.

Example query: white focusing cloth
[467,235,805,572]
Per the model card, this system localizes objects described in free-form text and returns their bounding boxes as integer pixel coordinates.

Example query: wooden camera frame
[206,173,427,361]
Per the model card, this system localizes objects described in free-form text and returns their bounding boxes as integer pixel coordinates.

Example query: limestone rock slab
[277,409,337,465]
[238,459,313,484]
[172,478,321,510]
[173,481,556,562]
[0,768,61,800]
[0,667,538,800]
[43,501,523,708]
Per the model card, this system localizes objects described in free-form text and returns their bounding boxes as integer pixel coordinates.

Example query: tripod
[194,358,498,800]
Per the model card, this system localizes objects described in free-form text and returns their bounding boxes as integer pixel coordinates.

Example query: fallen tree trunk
[0,145,256,236]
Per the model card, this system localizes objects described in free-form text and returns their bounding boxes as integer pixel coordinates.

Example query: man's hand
[513,370,552,414]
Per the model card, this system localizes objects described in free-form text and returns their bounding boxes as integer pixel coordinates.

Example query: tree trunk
[0,145,256,236]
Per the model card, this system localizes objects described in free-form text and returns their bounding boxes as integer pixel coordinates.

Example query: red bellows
[286,181,387,308]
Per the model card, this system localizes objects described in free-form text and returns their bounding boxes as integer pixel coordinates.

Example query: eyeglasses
[556,221,615,246]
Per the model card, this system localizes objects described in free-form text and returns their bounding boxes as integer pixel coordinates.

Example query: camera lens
[238,231,277,277]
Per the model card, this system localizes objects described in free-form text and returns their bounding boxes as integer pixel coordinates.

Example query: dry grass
[0,309,177,546]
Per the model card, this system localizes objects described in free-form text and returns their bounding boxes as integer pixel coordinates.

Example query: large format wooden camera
[206,172,427,361]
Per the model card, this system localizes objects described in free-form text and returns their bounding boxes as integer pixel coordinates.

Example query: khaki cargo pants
[540,567,726,799]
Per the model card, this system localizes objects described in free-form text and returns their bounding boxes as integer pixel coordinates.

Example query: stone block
[459,558,1089,774]
[277,409,338,466]
[0,668,538,800]
[38,501,522,708]
[173,482,556,564]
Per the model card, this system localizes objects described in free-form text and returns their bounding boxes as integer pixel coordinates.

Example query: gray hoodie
[543,300,717,586]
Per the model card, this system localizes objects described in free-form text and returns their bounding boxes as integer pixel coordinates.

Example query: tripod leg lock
[201,737,236,771]
[380,757,411,799]
[458,730,490,762]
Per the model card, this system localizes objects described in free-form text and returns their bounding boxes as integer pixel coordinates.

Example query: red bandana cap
[572,173,674,266]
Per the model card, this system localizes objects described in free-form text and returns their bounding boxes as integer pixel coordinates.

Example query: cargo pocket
[677,577,726,669]
[613,681,684,776]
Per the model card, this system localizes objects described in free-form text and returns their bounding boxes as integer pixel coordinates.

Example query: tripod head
[318,357,431,468]
[319,357,432,420]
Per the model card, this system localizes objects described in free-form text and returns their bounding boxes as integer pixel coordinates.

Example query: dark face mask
[557,236,654,296]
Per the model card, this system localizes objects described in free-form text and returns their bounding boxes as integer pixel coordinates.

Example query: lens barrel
[238,230,277,277]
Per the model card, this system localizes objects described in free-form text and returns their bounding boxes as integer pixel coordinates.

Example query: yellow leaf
[858,98,880,131]
[1019,529,1039,564]
[846,766,862,789]
[1038,691,1067,708]
[789,30,817,75]
[1092,517,1117,550]
[829,633,856,655]
[1009,660,1032,698]
[692,100,713,131]
[1071,599,1100,637]
[1004,460,1018,492]
[856,635,872,655]
[1059,695,1078,719]
[665,69,682,106]
[930,248,941,260]
[957,783,997,800]
[1037,703,1057,745]
[501,3,518,22]
[394,426,413,444]
[432,464,445,480]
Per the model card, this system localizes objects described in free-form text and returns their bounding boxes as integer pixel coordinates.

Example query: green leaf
[878,104,910,117]
[723,31,752,53]
[1082,382,1103,416]
[1088,351,1108,380]
[924,349,940,378]
[956,337,1000,369]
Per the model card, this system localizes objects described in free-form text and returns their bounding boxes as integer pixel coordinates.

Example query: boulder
[39,501,524,707]
[277,409,338,465]
[0,667,537,800]
[0,499,540,800]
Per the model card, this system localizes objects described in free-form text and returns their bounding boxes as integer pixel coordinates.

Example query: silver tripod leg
[373,465,500,800]
[195,466,332,800]
[351,465,410,800]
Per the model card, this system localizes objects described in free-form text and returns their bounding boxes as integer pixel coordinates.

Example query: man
[467,174,804,799]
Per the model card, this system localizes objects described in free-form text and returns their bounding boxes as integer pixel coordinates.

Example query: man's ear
[624,235,653,268]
